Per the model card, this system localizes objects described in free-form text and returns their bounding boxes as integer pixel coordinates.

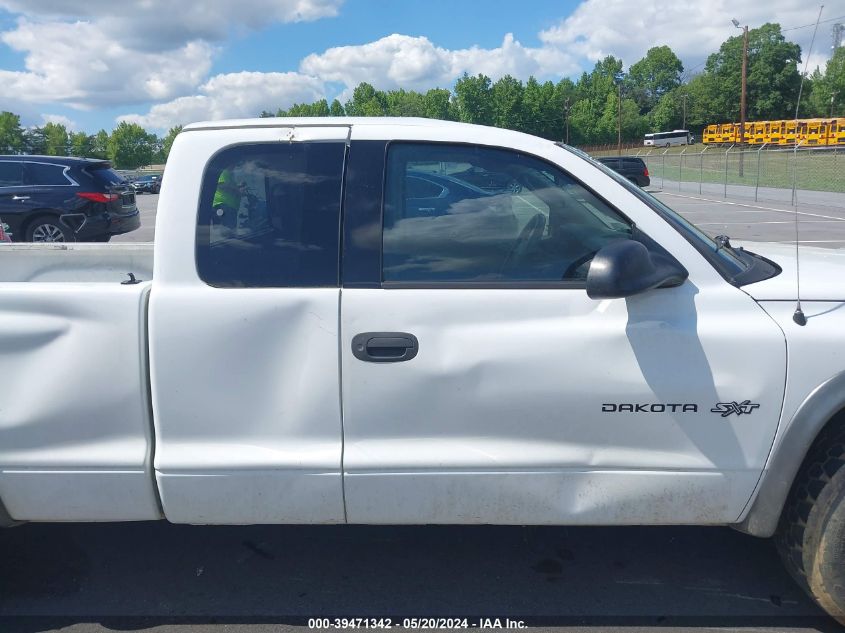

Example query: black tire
[776,421,845,624]
[26,215,75,243]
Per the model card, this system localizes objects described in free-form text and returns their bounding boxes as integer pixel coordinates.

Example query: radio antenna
[792,4,824,327]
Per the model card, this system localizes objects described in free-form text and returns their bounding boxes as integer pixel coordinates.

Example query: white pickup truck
[2,118,844,621]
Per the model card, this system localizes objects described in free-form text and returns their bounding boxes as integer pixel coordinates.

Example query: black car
[0,156,140,242]
[132,174,161,194]
[596,156,650,187]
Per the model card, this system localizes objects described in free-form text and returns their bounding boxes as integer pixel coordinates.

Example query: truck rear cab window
[196,143,345,288]
[383,143,632,284]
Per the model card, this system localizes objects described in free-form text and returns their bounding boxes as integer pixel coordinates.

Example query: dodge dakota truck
[1,118,844,622]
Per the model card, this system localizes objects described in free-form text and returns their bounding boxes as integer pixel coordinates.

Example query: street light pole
[832,91,839,118]
[681,94,688,130]
[732,19,749,176]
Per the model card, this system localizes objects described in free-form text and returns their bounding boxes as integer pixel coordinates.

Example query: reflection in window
[196,143,345,288]
[383,144,632,283]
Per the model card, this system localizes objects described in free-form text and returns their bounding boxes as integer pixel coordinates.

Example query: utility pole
[832,90,839,118]
[564,97,571,145]
[681,94,688,131]
[617,83,622,155]
[732,19,749,176]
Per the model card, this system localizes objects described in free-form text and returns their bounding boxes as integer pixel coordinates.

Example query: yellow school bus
[703,118,845,146]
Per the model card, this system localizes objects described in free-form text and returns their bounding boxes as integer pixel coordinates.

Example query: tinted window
[89,167,126,186]
[622,159,645,169]
[559,144,749,280]
[406,176,444,199]
[0,161,24,187]
[196,142,345,288]
[383,144,632,283]
[26,162,72,186]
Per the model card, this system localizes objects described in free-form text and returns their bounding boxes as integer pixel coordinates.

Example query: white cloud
[0,20,213,108]
[0,0,345,49]
[118,71,325,131]
[300,33,579,92]
[0,0,344,110]
[539,0,845,74]
[41,113,77,130]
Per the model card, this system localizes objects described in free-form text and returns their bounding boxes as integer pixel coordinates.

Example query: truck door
[150,126,349,524]
[339,140,786,525]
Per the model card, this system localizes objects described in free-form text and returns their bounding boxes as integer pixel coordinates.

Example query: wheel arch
[736,370,845,537]
[20,209,63,238]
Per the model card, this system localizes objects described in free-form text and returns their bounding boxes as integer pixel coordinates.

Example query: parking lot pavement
[115,192,157,242]
[0,521,836,632]
[653,191,845,248]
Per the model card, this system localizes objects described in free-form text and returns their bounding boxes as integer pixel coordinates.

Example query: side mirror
[586,239,688,299]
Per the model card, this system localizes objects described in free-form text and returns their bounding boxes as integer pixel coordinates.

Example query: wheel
[664,142,671,148]
[26,215,75,243]
[776,422,845,624]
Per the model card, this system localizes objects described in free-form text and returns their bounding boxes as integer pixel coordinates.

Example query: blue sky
[0,0,839,134]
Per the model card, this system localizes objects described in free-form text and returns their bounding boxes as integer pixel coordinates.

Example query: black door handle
[352,332,419,363]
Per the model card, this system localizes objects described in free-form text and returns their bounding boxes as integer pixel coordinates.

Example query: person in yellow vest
[212,168,242,230]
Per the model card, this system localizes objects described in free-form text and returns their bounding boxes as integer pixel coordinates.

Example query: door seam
[338,287,348,523]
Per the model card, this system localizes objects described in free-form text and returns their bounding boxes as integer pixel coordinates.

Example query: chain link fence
[595,145,845,209]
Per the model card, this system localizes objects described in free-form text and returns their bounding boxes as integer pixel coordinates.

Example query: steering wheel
[502,213,546,272]
[562,249,598,280]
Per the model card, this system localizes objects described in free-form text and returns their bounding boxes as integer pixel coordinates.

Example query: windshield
[556,144,749,281]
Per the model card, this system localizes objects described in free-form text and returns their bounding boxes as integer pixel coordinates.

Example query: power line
[782,13,844,32]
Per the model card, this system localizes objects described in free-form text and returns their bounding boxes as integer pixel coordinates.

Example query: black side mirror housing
[586,239,688,299]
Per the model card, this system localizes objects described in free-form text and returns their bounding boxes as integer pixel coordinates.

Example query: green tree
[807,47,845,117]
[24,127,47,154]
[691,23,801,124]
[490,75,524,130]
[161,125,183,161]
[453,73,494,125]
[649,90,681,132]
[345,83,387,116]
[422,88,453,120]
[0,111,25,153]
[569,56,624,144]
[69,131,92,157]
[329,99,345,116]
[626,46,683,113]
[43,122,69,156]
[90,130,110,159]
[108,121,155,169]
[384,89,426,117]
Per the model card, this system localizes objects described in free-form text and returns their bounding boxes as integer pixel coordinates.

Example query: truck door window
[196,142,345,288]
[382,143,632,284]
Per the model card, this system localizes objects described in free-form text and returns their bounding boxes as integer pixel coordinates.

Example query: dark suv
[0,156,140,242]
[596,156,650,187]
[132,174,161,194]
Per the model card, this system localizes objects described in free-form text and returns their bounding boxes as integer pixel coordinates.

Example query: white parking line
[515,194,545,213]
[777,240,845,244]
[695,220,845,225]
[658,191,845,222]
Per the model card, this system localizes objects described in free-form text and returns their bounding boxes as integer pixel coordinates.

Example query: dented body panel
[0,117,842,531]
